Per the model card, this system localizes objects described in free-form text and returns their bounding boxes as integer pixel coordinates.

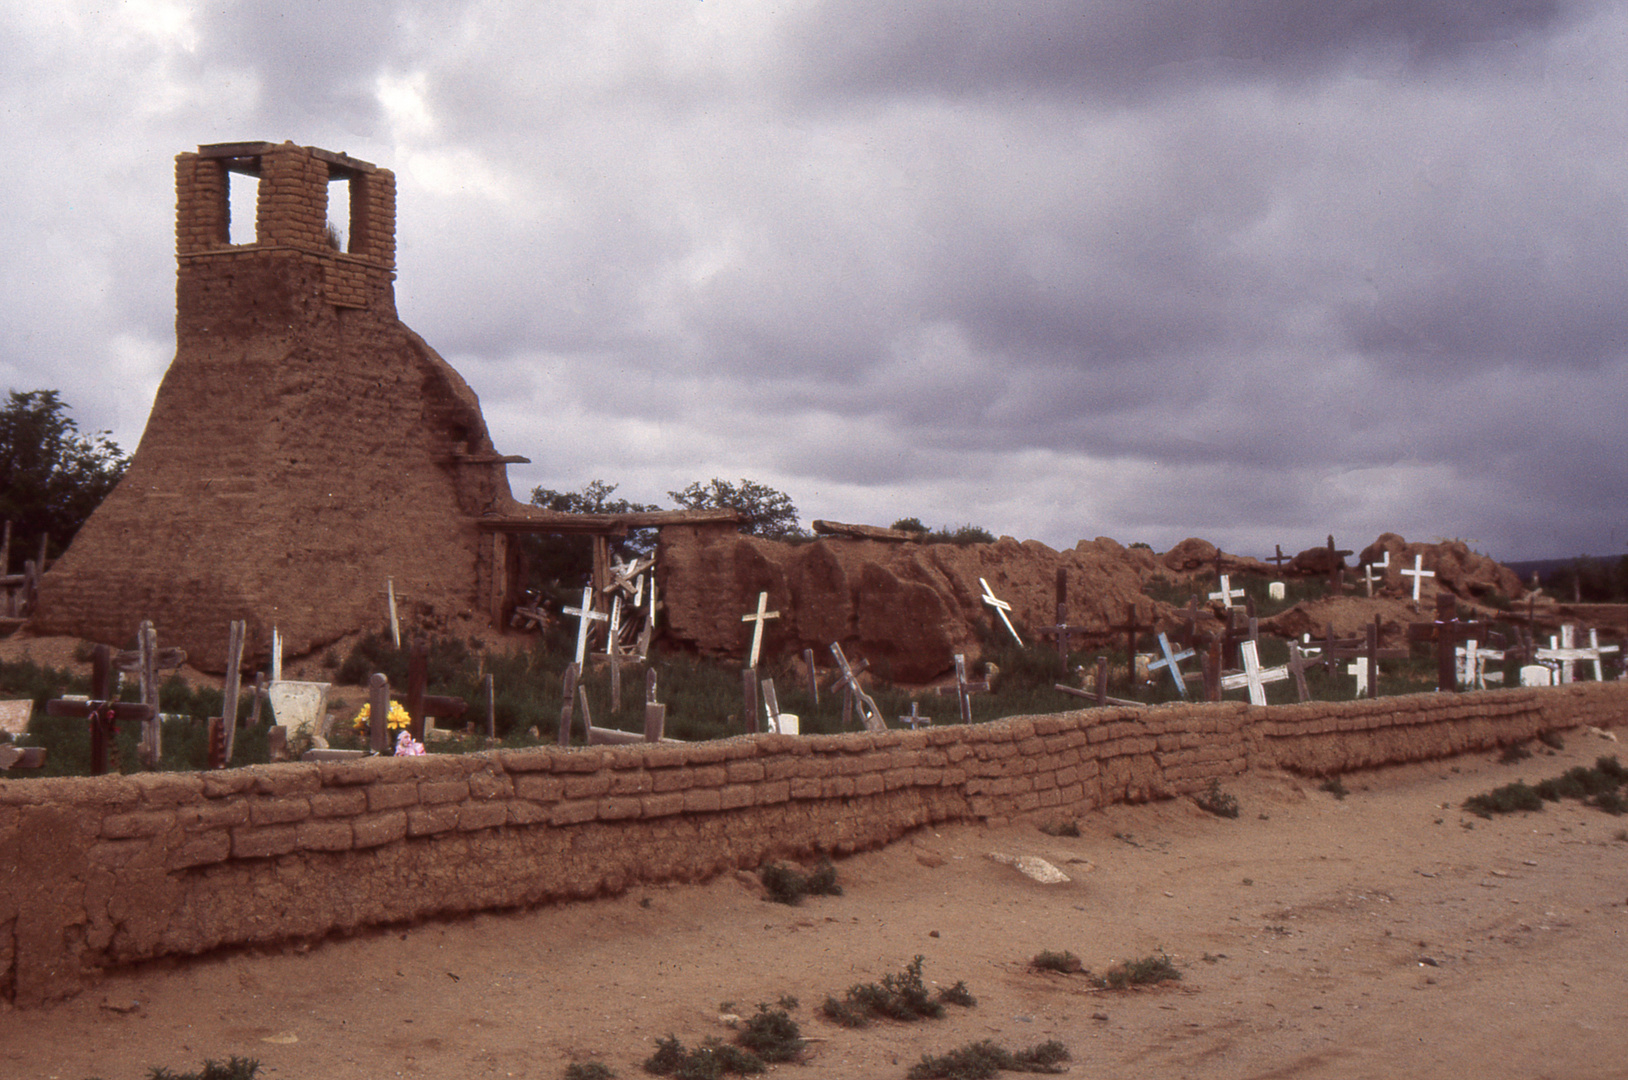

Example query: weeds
[1037,819,1080,837]
[906,1040,1071,1079]
[1101,953,1181,989]
[1029,950,1085,974]
[759,859,841,906]
[564,1064,617,1080]
[1319,777,1348,800]
[1499,742,1533,764]
[644,1035,763,1078]
[1194,778,1240,819]
[145,1060,262,1080]
[821,956,972,1028]
[1463,781,1543,818]
[735,1002,804,1063]
[1464,758,1628,818]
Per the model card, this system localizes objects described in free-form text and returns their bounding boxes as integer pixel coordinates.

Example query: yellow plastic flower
[352,700,414,733]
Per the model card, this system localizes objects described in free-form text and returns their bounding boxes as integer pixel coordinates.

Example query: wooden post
[135,621,160,767]
[1286,642,1314,702]
[221,620,245,765]
[804,648,818,706]
[937,653,990,725]
[558,663,578,746]
[761,677,780,731]
[1108,604,1148,685]
[368,672,390,753]
[484,673,496,741]
[644,667,666,742]
[742,667,759,734]
[248,672,264,727]
[1096,655,1108,707]
[0,519,9,577]
[406,639,428,741]
[1204,639,1223,702]
[386,578,400,649]
[1407,592,1487,691]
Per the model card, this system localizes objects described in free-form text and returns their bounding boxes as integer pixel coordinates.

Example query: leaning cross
[1220,639,1289,706]
[1400,553,1436,605]
[741,591,781,669]
[979,578,1023,646]
[828,643,886,732]
[937,652,991,725]
[1147,632,1195,698]
[562,586,609,665]
[1209,574,1245,610]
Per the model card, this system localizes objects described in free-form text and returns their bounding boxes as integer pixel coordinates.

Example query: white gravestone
[268,681,331,742]
[1520,665,1553,687]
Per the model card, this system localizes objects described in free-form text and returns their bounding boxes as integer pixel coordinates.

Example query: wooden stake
[368,672,390,753]
[222,620,244,765]
[484,673,496,741]
[558,663,578,746]
[742,667,759,734]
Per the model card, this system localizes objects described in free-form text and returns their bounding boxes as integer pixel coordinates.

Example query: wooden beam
[477,508,742,535]
[812,520,924,541]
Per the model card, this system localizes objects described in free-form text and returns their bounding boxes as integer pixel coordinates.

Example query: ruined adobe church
[35,142,552,670]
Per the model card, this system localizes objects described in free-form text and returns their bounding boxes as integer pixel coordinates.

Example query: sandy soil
[4,732,1628,1080]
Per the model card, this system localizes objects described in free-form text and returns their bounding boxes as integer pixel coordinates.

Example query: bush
[1194,778,1240,819]
[820,956,971,1027]
[907,1040,1070,1079]
[758,858,841,906]
[736,1002,804,1063]
[1029,950,1085,974]
[1463,781,1544,818]
[1101,953,1181,989]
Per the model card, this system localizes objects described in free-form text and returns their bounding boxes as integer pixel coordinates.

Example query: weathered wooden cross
[829,643,886,732]
[1456,638,1506,690]
[937,652,990,725]
[404,639,468,741]
[898,701,932,730]
[1285,642,1318,702]
[1038,568,1089,662]
[1362,551,1390,597]
[1220,639,1288,706]
[1324,535,1354,596]
[1329,616,1408,699]
[1400,553,1436,605]
[114,620,187,767]
[1147,632,1195,698]
[46,644,156,775]
[1406,592,1488,691]
[1268,545,1291,576]
[1536,625,1619,684]
[979,577,1023,646]
[1209,574,1245,610]
[1108,603,1150,680]
[741,591,780,669]
[562,586,609,665]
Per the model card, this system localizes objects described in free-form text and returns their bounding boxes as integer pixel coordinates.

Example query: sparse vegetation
[143,1059,262,1080]
[644,1035,764,1078]
[564,1064,617,1080]
[735,1001,805,1063]
[1194,778,1240,819]
[1101,953,1181,989]
[821,956,973,1027]
[1029,950,1085,974]
[1320,777,1348,800]
[906,1040,1071,1079]
[1462,781,1544,818]
[1464,757,1628,818]
[759,858,842,906]
[1539,730,1565,751]
[1037,819,1080,837]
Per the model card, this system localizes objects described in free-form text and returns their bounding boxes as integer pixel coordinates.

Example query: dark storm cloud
[783,0,1578,102]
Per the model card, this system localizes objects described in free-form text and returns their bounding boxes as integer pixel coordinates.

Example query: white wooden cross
[1587,629,1620,681]
[828,642,886,731]
[1345,660,1370,698]
[979,578,1023,645]
[898,701,931,730]
[1400,554,1435,604]
[1209,574,1245,610]
[562,586,608,665]
[1363,552,1390,597]
[741,591,780,669]
[1455,639,1505,690]
[1147,632,1195,698]
[1221,639,1288,706]
[1536,625,1619,684]
[605,555,654,599]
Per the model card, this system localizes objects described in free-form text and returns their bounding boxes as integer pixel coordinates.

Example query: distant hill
[1506,555,1627,602]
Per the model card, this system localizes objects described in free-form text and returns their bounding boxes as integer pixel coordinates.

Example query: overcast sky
[2,0,1624,562]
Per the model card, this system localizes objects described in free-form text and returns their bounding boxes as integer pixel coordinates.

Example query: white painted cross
[1209,574,1245,610]
[980,578,1023,646]
[1400,554,1435,604]
[1221,639,1289,706]
[1363,551,1390,598]
[1345,660,1370,698]
[741,591,781,669]
[1147,632,1195,698]
[562,586,608,666]
[1455,639,1506,690]
[1536,625,1619,684]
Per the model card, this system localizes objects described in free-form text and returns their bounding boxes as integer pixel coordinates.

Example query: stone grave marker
[1520,665,1553,687]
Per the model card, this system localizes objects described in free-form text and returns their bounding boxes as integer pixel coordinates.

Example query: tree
[0,390,128,571]
[524,480,660,588]
[668,478,805,539]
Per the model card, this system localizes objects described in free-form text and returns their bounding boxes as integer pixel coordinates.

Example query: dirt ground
[4,731,1627,1080]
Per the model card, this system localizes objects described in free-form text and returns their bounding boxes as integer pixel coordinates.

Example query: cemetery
[2,143,1628,1077]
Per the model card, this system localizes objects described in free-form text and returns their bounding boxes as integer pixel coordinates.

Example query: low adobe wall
[2,682,1624,1006]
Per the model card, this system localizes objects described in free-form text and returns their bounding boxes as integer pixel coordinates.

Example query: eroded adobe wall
[34,143,518,672]
[1,681,1623,1006]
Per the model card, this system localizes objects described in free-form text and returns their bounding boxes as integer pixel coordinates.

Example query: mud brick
[297,820,354,851]
[352,810,408,848]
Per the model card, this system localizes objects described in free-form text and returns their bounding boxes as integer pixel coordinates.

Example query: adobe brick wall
[2,681,1623,1007]
[35,143,521,671]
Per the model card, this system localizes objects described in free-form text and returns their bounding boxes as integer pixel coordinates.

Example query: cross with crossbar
[562,586,609,665]
[980,578,1023,646]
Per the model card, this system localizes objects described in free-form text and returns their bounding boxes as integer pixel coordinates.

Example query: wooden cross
[1175,596,1208,649]
[1209,574,1245,611]
[979,578,1023,646]
[1329,616,1408,699]
[1221,604,1258,669]
[1267,545,1291,576]
[1147,632,1195,698]
[741,591,780,669]
[1038,568,1088,662]
[829,643,886,731]
[1362,551,1390,597]
[562,586,609,665]
[1055,655,1141,708]
[1108,603,1149,677]
[936,652,990,725]
[898,701,932,730]
[604,555,654,600]
[1456,639,1506,690]
[1285,642,1317,702]
[1324,535,1353,596]
[1400,553,1436,605]
[1220,639,1288,706]
[1315,622,1363,677]
[45,645,155,775]
[1536,624,1618,684]
[404,639,468,741]
[114,620,185,767]
[1407,592,1488,691]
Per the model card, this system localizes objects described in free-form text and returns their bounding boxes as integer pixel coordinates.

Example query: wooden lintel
[440,454,531,465]
[478,508,742,535]
[198,141,275,160]
[308,146,377,174]
[812,520,925,542]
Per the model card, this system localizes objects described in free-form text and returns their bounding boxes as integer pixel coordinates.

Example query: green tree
[668,478,804,539]
[0,390,128,571]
